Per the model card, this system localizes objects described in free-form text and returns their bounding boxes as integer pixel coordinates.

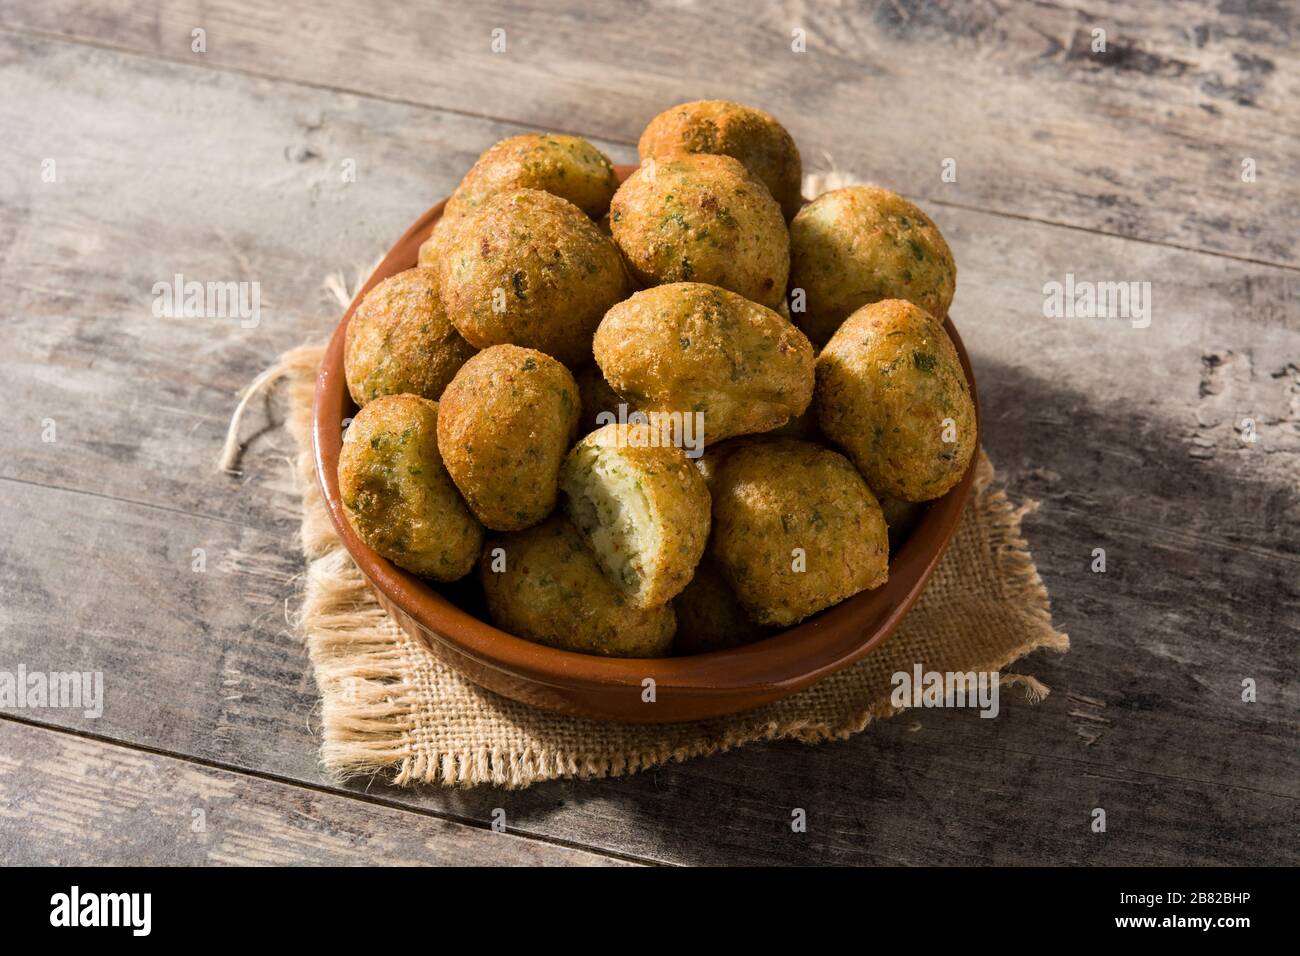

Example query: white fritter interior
[563,446,659,600]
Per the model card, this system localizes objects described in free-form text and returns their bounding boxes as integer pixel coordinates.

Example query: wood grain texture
[1,0,1297,265]
[0,16,1296,865]
[0,721,631,865]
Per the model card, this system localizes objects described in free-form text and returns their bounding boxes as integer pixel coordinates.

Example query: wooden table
[1,1,1296,866]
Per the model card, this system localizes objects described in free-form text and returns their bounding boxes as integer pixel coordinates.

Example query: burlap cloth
[235,336,1068,789]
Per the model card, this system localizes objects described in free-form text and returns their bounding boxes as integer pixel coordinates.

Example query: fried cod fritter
[708,437,889,626]
[671,557,773,655]
[418,134,618,269]
[437,188,629,366]
[481,515,676,657]
[344,268,476,406]
[815,299,976,501]
[559,422,711,609]
[417,226,449,269]
[437,344,580,531]
[448,133,619,222]
[789,185,955,345]
[337,394,483,581]
[594,282,814,445]
[638,99,803,220]
[610,153,789,309]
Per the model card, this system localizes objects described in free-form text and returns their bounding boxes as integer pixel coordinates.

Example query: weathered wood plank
[0,720,631,865]
[1,0,1297,265]
[0,29,1296,865]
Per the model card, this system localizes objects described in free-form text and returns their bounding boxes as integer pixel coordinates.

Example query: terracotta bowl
[313,165,979,723]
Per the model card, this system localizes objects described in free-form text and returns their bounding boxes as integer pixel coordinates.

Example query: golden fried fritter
[436,344,580,531]
[419,135,618,273]
[638,99,803,220]
[337,394,483,580]
[815,299,976,501]
[417,222,452,269]
[594,282,814,445]
[789,185,956,345]
[481,515,676,657]
[447,133,619,222]
[344,268,476,405]
[708,437,888,626]
[672,557,773,655]
[559,422,711,608]
[610,153,788,309]
[437,188,629,366]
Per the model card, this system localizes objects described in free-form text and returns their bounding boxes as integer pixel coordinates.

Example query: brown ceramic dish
[313,165,980,724]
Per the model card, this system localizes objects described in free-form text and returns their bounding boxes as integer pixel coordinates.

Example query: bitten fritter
[481,515,676,657]
[337,394,483,581]
[789,185,956,345]
[559,423,711,609]
[344,268,476,406]
[437,188,629,366]
[708,438,889,627]
[638,99,803,221]
[672,557,773,655]
[436,345,580,531]
[815,299,976,502]
[610,153,789,310]
[594,283,815,445]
